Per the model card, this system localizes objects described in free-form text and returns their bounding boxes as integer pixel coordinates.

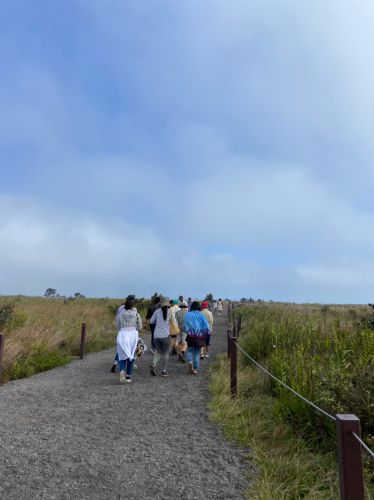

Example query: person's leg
[193,346,201,371]
[111,351,119,372]
[150,323,156,350]
[160,337,170,374]
[187,346,194,374]
[186,346,193,364]
[118,359,126,383]
[170,336,177,354]
[125,359,134,381]
[151,338,161,375]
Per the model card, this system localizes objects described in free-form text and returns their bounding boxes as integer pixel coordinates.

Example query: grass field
[0,296,148,382]
[209,302,374,499]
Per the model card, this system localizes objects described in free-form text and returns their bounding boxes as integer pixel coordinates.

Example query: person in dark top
[146,295,161,351]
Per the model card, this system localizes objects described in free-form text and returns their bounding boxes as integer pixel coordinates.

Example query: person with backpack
[149,297,171,377]
[184,301,211,375]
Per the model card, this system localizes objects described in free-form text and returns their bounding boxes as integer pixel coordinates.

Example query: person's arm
[149,310,157,325]
[201,314,211,334]
[136,313,143,331]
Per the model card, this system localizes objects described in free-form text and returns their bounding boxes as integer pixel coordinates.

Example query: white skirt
[116,327,138,361]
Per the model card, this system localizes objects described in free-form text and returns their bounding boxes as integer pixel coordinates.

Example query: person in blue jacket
[184,301,211,375]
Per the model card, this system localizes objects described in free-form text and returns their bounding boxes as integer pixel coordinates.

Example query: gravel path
[0,312,249,499]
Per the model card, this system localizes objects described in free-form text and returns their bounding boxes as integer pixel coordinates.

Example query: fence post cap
[336,414,360,422]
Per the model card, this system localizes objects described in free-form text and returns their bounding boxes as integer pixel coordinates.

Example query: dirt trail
[0,311,249,499]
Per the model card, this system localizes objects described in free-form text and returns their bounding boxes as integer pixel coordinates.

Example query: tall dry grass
[0,296,138,381]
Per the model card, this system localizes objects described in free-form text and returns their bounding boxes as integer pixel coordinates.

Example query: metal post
[336,414,364,500]
[230,335,237,398]
[79,322,86,360]
[0,334,4,383]
[227,329,231,358]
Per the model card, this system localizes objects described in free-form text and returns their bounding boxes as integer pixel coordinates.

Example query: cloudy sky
[1,0,374,303]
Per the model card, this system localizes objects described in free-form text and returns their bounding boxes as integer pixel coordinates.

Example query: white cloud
[2,0,374,302]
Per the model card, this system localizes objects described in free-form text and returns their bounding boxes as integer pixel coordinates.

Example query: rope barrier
[351,432,374,460]
[235,342,336,422]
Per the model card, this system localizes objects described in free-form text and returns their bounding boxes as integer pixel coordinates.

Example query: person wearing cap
[201,301,213,359]
[169,299,180,355]
[184,301,211,375]
[116,298,142,383]
[149,297,171,377]
[176,301,189,362]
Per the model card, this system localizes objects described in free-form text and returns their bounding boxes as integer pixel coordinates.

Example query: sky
[1,0,374,303]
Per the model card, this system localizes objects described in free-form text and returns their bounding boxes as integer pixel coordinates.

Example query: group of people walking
[113,295,222,383]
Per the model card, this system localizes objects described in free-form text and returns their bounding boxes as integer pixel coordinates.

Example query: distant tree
[151,292,160,302]
[44,288,57,298]
[74,292,86,299]
[205,293,214,301]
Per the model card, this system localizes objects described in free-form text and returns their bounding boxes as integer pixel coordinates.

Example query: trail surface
[0,312,249,499]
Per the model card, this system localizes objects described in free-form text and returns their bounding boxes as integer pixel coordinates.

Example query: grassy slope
[209,303,374,499]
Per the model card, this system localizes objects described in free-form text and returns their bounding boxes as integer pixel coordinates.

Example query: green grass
[7,346,72,380]
[209,303,374,499]
[209,356,339,499]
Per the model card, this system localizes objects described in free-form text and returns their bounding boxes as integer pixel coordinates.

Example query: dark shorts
[205,336,211,346]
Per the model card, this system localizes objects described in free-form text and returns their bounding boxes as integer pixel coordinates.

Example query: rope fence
[226,303,373,500]
[235,342,337,422]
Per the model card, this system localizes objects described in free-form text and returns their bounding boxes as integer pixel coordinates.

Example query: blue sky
[1,0,374,302]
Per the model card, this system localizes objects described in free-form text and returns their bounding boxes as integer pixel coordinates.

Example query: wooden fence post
[230,335,238,398]
[227,329,231,358]
[0,334,4,383]
[237,315,242,336]
[336,414,364,500]
[79,322,86,360]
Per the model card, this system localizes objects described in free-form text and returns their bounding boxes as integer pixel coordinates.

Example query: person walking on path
[145,295,161,352]
[169,299,180,355]
[116,298,142,383]
[111,296,138,373]
[149,297,171,377]
[200,301,213,359]
[176,300,188,362]
[184,301,211,375]
[217,298,223,316]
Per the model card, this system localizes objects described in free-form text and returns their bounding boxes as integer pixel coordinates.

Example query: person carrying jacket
[116,298,142,383]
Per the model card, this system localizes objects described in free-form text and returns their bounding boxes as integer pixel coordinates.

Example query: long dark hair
[162,305,169,320]
[125,299,135,310]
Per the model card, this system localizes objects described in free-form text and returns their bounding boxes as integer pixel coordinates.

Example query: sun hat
[160,297,171,307]
[201,301,209,309]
